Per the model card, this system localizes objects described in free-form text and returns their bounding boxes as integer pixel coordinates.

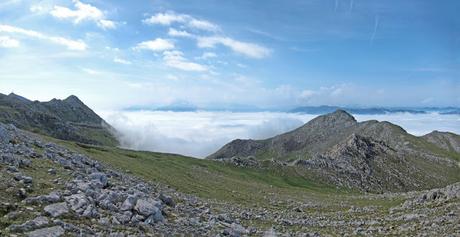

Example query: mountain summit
[0,93,118,146]
[208,110,460,192]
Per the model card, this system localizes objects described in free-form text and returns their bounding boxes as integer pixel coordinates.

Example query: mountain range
[289,105,460,115]
[0,93,118,146]
[1,93,459,236]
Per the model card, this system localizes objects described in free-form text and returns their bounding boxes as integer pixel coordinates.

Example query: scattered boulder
[90,172,108,188]
[44,203,69,218]
[14,174,33,184]
[9,216,49,232]
[159,193,176,207]
[26,192,61,205]
[134,198,161,217]
[26,226,65,237]
[120,194,138,211]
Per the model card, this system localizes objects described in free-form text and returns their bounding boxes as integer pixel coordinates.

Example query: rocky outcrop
[209,110,359,160]
[0,93,118,146]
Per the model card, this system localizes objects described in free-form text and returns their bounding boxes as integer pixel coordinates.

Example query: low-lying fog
[100,111,460,158]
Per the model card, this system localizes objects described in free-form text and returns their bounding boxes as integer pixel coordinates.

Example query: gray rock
[57,158,72,170]
[65,193,89,214]
[144,211,164,224]
[18,188,28,199]
[159,193,176,207]
[81,204,98,218]
[48,169,56,175]
[90,172,108,188]
[134,198,161,217]
[120,194,138,211]
[26,192,61,205]
[9,216,49,232]
[26,226,65,237]
[14,174,33,184]
[226,223,248,237]
[44,203,69,218]
[7,165,19,173]
[115,211,133,224]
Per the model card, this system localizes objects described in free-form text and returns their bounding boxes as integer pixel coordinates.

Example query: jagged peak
[64,95,81,102]
[331,109,355,119]
[7,93,31,103]
[63,95,85,106]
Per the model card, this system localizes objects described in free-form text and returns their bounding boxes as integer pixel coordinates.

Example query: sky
[0,0,459,111]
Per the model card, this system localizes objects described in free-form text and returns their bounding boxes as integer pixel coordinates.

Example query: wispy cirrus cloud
[144,11,271,59]
[0,35,20,48]
[113,57,132,65]
[196,52,217,60]
[163,50,208,72]
[143,12,220,32]
[197,36,271,59]
[0,24,86,50]
[50,0,118,30]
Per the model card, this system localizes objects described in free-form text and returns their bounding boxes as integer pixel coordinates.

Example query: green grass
[58,142,346,206]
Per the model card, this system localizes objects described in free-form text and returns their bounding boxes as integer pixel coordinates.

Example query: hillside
[1,121,460,236]
[0,93,118,146]
[208,110,460,192]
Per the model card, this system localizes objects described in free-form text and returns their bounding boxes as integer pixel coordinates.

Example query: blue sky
[0,0,459,110]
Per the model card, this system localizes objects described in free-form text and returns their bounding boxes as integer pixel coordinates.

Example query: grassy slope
[59,142,342,204]
[52,140,410,233]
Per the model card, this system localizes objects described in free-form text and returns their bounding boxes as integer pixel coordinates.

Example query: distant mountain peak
[304,109,357,129]
[63,95,85,106]
[7,93,31,103]
[328,109,356,122]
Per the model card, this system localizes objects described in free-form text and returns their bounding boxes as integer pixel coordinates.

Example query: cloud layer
[102,111,460,158]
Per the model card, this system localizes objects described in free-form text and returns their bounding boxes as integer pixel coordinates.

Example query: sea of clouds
[100,111,460,158]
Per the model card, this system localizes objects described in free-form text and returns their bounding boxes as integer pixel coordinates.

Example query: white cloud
[196,52,217,60]
[97,19,117,30]
[197,36,270,59]
[188,18,219,32]
[144,12,219,32]
[135,38,175,52]
[163,50,208,72]
[0,24,86,50]
[143,12,187,25]
[0,36,20,48]
[103,111,308,158]
[102,111,460,158]
[167,28,193,38]
[50,0,117,30]
[114,57,132,65]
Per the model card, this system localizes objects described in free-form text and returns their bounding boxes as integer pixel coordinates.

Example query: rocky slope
[1,122,459,236]
[0,123,252,236]
[422,131,460,153]
[208,110,460,192]
[0,93,118,146]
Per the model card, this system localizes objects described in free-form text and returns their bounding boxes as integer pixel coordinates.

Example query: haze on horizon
[0,0,459,111]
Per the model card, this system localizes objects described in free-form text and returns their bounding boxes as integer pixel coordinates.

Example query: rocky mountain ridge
[0,93,118,146]
[209,110,460,192]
